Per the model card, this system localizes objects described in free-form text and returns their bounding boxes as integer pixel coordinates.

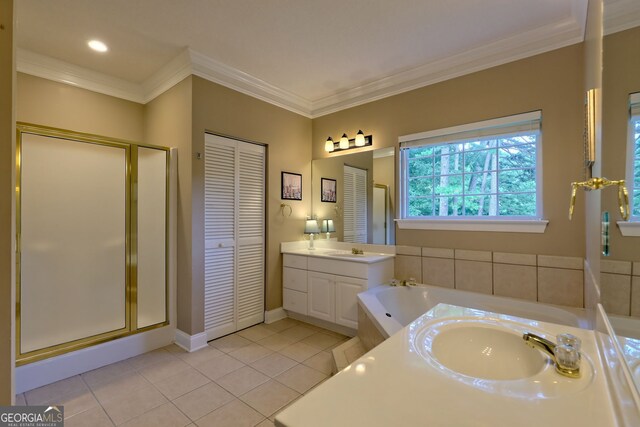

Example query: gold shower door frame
[16,122,170,366]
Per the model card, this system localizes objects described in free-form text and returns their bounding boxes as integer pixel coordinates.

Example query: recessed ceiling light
[88,40,108,53]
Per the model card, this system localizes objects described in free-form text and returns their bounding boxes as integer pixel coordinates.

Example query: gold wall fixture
[584,88,597,172]
[569,177,629,220]
[15,123,171,366]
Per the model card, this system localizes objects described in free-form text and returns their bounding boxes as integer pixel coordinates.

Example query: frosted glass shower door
[19,133,128,354]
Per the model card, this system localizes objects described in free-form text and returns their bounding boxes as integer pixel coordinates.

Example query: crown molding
[17,48,145,103]
[16,1,587,119]
[188,49,313,117]
[311,14,586,117]
[604,0,640,35]
[142,49,193,103]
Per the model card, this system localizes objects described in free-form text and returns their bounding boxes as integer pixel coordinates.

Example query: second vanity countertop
[275,304,617,427]
[281,247,394,264]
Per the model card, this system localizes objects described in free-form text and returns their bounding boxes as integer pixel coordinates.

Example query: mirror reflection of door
[343,165,367,243]
[372,184,388,244]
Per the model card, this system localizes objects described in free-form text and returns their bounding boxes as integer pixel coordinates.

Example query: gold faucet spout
[523,333,557,363]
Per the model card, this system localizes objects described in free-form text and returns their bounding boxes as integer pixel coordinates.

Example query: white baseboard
[16,326,175,394]
[264,307,287,324]
[174,329,208,353]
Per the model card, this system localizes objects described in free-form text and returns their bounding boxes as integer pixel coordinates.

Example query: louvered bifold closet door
[204,136,237,338]
[343,165,368,243]
[237,143,265,329]
[204,134,265,340]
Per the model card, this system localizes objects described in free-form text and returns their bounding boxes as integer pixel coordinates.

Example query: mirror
[312,147,395,244]
[601,1,640,388]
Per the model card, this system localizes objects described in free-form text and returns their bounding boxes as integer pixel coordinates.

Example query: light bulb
[339,133,349,150]
[355,130,365,146]
[325,137,334,152]
[88,40,108,52]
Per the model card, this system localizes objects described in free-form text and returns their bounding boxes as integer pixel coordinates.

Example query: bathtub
[357,284,589,340]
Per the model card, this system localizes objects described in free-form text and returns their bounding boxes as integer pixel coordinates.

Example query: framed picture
[281,171,302,200]
[321,178,337,203]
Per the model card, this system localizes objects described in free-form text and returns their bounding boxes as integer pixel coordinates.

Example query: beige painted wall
[16,74,144,142]
[144,77,194,332]
[373,154,396,243]
[191,76,312,325]
[602,25,640,260]
[313,44,586,256]
[0,0,15,405]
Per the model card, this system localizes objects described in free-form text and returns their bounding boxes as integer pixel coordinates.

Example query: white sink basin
[430,325,546,380]
[409,315,595,398]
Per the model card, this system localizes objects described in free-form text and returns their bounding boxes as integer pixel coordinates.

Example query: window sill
[617,221,640,237]
[395,219,549,233]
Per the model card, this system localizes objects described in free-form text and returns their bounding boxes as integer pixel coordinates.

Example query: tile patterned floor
[19,319,348,426]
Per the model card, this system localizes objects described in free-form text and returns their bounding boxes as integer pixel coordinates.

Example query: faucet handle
[554,344,581,378]
[557,333,581,351]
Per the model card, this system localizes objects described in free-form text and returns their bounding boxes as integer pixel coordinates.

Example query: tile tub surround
[19,320,347,426]
[601,259,640,317]
[394,247,585,308]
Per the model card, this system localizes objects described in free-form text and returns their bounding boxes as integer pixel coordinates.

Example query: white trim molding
[604,0,640,35]
[264,307,288,324]
[395,219,549,233]
[174,329,209,353]
[617,221,640,237]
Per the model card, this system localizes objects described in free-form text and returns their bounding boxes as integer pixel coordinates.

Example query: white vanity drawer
[307,257,368,279]
[284,254,308,270]
[283,267,307,292]
[283,288,307,315]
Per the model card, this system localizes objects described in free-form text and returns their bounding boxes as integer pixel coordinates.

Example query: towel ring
[280,203,292,217]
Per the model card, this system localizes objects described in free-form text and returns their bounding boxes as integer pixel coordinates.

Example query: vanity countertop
[275,304,617,427]
[281,247,394,264]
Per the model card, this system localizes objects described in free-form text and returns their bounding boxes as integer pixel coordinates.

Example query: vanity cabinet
[283,252,393,330]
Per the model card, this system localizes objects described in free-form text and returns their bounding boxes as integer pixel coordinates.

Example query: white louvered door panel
[204,136,237,338]
[237,143,265,329]
[343,165,367,243]
[204,134,265,340]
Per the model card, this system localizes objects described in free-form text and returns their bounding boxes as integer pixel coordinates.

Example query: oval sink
[430,325,546,380]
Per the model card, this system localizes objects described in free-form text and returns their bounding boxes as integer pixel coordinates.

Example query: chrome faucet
[523,333,581,378]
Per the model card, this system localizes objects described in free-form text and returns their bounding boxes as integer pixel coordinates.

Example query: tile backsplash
[395,246,584,308]
[601,260,640,316]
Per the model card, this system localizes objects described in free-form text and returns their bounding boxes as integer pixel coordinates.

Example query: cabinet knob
[218,243,223,248]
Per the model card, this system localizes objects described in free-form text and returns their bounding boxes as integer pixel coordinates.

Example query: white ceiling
[16,0,592,117]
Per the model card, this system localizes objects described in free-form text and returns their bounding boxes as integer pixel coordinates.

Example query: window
[629,92,640,219]
[398,112,545,232]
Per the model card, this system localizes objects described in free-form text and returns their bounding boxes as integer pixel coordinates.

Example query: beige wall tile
[634,262,640,277]
[455,249,492,262]
[493,264,537,301]
[422,257,455,288]
[538,255,583,270]
[600,273,632,316]
[455,260,492,294]
[421,247,454,258]
[493,252,536,266]
[395,245,421,256]
[395,255,422,283]
[632,277,640,317]
[537,267,584,307]
[601,260,632,275]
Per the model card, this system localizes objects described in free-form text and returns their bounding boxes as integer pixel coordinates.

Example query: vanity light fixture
[88,40,108,53]
[324,131,373,153]
[304,218,320,250]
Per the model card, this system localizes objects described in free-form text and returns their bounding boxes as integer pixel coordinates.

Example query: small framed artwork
[321,178,337,203]
[281,171,302,200]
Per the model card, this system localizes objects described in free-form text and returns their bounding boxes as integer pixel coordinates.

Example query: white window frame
[618,92,640,236]
[396,111,548,233]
